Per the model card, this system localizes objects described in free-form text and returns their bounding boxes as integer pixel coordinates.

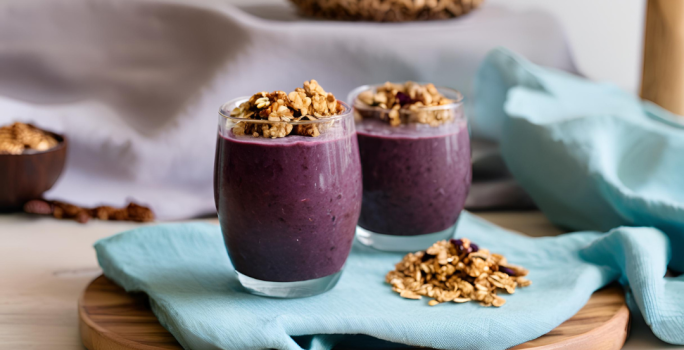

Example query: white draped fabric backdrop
[0,0,578,219]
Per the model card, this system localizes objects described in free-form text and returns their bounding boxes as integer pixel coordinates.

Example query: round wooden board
[79,275,630,350]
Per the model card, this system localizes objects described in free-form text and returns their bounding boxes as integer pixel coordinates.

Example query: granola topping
[230,80,345,139]
[0,122,59,155]
[355,82,457,127]
[289,0,484,22]
[386,238,531,307]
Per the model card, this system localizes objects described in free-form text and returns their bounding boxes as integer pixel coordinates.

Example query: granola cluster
[230,80,344,138]
[0,122,59,155]
[356,82,456,126]
[290,0,483,22]
[24,199,154,224]
[386,238,531,307]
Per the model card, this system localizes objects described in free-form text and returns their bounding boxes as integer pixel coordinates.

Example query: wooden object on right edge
[641,0,684,118]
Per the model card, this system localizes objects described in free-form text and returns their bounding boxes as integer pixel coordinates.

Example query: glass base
[356,224,456,252]
[236,270,343,298]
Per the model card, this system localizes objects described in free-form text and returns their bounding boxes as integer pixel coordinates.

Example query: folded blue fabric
[474,47,684,344]
[96,212,669,350]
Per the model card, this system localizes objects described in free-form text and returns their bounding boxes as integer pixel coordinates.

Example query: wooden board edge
[515,304,630,350]
[79,276,630,350]
[78,286,168,350]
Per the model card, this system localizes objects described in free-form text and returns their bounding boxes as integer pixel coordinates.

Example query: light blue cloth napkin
[474,47,684,345]
[96,212,668,350]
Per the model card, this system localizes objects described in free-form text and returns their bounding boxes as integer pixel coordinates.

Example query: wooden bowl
[0,131,67,212]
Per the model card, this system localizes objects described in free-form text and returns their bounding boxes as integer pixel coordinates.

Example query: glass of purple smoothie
[349,82,471,252]
[214,90,362,298]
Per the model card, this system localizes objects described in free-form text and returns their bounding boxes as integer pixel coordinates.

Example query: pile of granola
[355,82,456,126]
[0,122,59,155]
[290,0,483,22]
[230,80,344,138]
[386,238,531,307]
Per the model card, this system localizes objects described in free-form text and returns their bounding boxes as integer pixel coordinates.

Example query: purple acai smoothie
[214,132,362,282]
[356,119,471,236]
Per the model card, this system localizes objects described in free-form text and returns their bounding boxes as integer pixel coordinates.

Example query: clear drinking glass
[349,84,471,252]
[214,98,362,298]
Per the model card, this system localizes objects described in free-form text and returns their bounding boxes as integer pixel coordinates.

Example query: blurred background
[0,0,649,220]
[234,0,647,93]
